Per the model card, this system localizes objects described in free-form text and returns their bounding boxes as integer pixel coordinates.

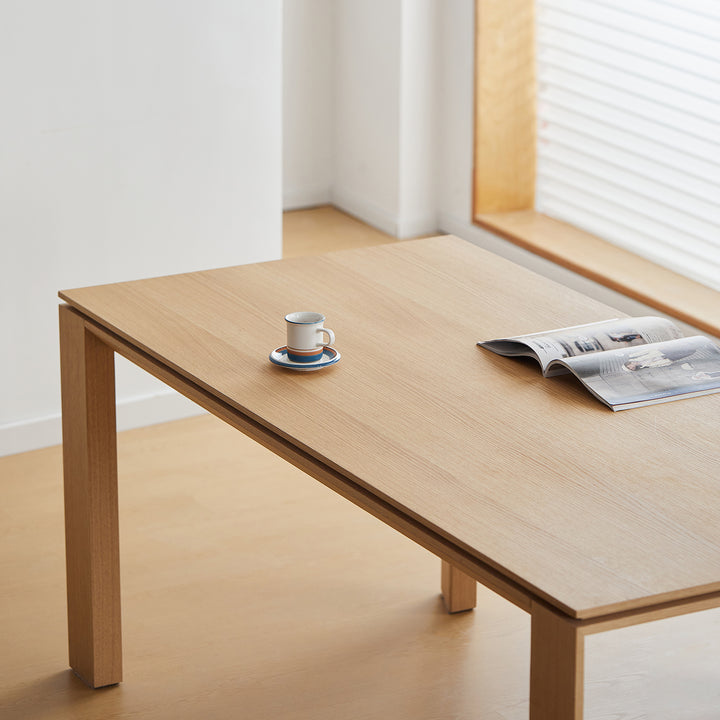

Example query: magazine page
[479,316,683,376]
[549,336,720,410]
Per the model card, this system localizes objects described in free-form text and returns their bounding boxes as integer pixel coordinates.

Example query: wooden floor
[282,204,406,257]
[2,206,719,719]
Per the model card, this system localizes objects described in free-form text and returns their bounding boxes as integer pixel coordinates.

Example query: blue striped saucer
[269,346,341,372]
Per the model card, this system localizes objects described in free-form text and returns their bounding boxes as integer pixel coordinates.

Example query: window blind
[535,0,720,291]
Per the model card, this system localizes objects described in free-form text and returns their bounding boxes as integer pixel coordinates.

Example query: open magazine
[479,316,720,411]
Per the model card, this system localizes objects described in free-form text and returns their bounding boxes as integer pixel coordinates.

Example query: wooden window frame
[473,0,720,337]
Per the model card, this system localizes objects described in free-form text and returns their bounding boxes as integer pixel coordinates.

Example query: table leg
[59,305,122,688]
[529,601,584,720]
[441,559,477,613]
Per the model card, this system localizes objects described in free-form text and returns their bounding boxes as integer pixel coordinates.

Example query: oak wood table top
[59,235,720,621]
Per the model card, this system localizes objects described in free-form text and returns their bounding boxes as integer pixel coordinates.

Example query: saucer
[269,346,341,371]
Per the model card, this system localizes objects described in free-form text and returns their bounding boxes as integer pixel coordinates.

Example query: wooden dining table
[58,235,720,719]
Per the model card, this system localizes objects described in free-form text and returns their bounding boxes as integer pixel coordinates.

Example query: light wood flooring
[2,206,719,719]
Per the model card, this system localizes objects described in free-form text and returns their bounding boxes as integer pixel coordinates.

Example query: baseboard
[283,185,333,212]
[330,187,399,236]
[396,211,439,239]
[331,187,439,239]
[0,390,206,458]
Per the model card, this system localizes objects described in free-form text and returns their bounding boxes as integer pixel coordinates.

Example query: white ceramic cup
[285,312,335,363]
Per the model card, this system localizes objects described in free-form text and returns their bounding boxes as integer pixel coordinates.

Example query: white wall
[1,1,282,456]
[284,0,438,238]
[332,0,438,237]
[281,0,457,233]
[331,1,402,232]
[435,0,476,232]
[283,0,334,209]
[397,0,438,238]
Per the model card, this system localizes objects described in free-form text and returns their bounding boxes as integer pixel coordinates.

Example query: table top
[60,236,720,619]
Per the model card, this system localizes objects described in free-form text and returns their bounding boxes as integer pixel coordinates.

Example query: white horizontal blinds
[535,0,720,291]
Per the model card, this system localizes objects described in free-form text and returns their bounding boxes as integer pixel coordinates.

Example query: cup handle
[319,327,335,347]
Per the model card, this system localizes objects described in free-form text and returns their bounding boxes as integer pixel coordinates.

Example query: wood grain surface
[59,305,122,686]
[59,235,720,619]
[474,0,536,213]
[441,560,478,613]
[530,601,585,719]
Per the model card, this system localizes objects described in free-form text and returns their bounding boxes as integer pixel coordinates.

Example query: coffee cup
[285,312,335,363]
